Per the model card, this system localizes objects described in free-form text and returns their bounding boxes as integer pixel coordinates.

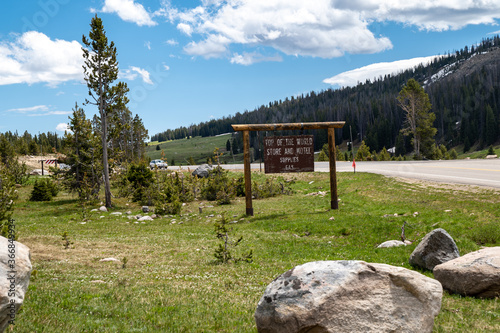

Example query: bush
[201,166,234,204]
[30,178,58,201]
[487,145,495,156]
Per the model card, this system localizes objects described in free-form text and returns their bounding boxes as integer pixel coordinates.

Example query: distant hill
[151,36,500,156]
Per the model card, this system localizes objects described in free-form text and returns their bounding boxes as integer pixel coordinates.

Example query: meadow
[10,171,500,332]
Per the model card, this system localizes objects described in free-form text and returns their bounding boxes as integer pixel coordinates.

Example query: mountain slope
[152,36,500,156]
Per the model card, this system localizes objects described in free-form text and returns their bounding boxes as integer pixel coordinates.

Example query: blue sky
[1,0,500,138]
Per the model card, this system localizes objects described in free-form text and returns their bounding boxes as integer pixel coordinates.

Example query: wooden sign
[264,135,314,173]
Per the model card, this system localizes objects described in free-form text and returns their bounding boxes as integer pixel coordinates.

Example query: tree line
[152,36,500,156]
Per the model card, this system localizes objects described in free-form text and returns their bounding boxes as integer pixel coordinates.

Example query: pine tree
[82,15,125,208]
[397,79,436,158]
[63,103,101,200]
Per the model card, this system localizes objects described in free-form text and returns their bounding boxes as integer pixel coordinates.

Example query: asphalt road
[207,159,500,188]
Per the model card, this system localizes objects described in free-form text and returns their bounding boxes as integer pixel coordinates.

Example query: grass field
[10,171,500,332]
[146,134,246,165]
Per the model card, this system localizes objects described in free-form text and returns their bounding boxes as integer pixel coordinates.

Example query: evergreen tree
[82,15,125,208]
[485,105,497,146]
[63,103,101,199]
[397,79,436,158]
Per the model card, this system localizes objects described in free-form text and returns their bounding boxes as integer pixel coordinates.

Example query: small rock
[99,216,105,218]
[329,216,335,221]
[110,212,122,216]
[444,209,452,213]
[79,222,86,225]
[134,215,142,219]
[99,258,119,262]
[99,206,107,212]
[138,216,153,221]
[377,240,407,248]
[91,209,98,212]
[126,211,132,215]
[142,206,149,213]
[151,214,157,219]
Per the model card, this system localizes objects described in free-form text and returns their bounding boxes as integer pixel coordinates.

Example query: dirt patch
[19,154,62,171]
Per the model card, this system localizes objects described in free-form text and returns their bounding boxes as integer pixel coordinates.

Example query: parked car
[149,159,168,169]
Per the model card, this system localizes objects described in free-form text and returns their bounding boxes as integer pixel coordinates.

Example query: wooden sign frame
[231,121,345,216]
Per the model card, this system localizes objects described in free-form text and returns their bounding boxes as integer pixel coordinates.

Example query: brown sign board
[264,135,314,173]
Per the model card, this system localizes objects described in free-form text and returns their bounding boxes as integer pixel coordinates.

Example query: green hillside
[146,134,247,165]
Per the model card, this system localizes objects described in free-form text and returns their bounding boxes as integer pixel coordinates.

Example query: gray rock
[99,206,107,212]
[409,228,459,270]
[0,237,32,331]
[433,247,500,298]
[255,260,442,333]
[110,212,122,216]
[125,211,132,215]
[138,216,153,222]
[141,206,149,213]
[192,164,213,178]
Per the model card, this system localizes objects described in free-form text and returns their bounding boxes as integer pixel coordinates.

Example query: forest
[152,36,500,157]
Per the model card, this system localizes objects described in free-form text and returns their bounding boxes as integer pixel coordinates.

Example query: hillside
[151,36,500,156]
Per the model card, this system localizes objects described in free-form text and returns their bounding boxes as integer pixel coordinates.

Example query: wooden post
[328,127,338,209]
[243,130,253,216]
[231,121,345,215]
[40,160,44,176]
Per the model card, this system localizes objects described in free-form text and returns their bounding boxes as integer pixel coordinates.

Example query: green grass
[146,135,247,165]
[10,172,500,332]
[457,144,499,159]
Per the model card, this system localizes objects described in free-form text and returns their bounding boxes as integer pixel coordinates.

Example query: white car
[150,159,168,169]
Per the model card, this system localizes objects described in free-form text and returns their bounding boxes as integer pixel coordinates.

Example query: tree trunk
[101,112,112,208]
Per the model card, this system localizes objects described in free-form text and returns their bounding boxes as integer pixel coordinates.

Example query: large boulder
[433,247,500,298]
[191,164,212,178]
[255,260,442,333]
[0,236,32,331]
[409,228,460,270]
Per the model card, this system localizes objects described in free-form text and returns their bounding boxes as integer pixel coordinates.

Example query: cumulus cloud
[120,66,154,84]
[101,0,157,26]
[56,123,70,132]
[323,55,441,87]
[0,31,83,86]
[158,0,500,63]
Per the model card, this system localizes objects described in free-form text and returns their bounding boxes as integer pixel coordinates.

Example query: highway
[207,159,500,189]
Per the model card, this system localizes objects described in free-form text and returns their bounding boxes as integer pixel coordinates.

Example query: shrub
[30,178,58,201]
[487,145,495,156]
[213,215,252,264]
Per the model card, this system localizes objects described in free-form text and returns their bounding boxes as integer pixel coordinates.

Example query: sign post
[231,121,345,215]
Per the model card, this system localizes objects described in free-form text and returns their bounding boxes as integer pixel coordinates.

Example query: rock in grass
[255,260,442,333]
[377,240,407,248]
[0,237,32,332]
[192,164,213,178]
[99,206,107,212]
[141,206,149,213]
[433,247,500,298]
[409,228,460,271]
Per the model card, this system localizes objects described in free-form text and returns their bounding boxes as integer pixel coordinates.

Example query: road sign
[264,135,314,173]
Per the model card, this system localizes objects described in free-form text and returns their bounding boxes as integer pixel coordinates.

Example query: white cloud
[101,0,157,26]
[163,64,170,71]
[165,39,179,46]
[145,41,151,50]
[7,105,49,113]
[159,0,500,62]
[230,52,282,65]
[323,55,441,87]
[6,104,72,117]
[28,111,72,117]
[56,123,70,132]
[120,66,154,84]
[0,31,83,86]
